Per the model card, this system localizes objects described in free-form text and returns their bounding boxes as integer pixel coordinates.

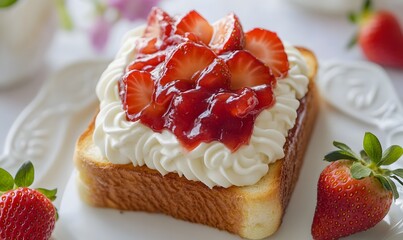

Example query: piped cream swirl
[93,27,309,188]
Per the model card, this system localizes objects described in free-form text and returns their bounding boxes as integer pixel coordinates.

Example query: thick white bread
[74,47,319,240]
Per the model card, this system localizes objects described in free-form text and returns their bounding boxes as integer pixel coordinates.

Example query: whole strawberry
[0,161,57,240]
[312,132,403,240]
[349,0,403,68]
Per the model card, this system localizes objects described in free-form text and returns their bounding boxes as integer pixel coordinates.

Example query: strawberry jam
[120,8,288,151]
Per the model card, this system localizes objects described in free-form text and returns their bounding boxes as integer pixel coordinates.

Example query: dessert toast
[74,47,318,240]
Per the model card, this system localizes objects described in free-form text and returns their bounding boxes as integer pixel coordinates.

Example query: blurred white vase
[0,0,56,89]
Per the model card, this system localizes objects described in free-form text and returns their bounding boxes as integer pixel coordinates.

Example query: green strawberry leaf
[363,0,372,12]
[0,0,18,8]
[324,150,358,162]
[376,175,392,191]
[363,132,382,164]
[14,161,34,187]
[348,13,357,23]
[385,177,399,200]
[347,33,358,49]
[0,168,14,192]
[393,169,403,180]
[36,188,57,201]
[55,207,59,220]
[380,145,403,166]
[360,150,371,163]
[391,176,403,186]
[350,162,372,179]
[376,175,399,199]
[333,141,360,158]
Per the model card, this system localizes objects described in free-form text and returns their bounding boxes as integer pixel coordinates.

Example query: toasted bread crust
[74,48,318,240]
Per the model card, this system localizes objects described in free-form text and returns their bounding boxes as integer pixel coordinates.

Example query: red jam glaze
[121,8,288,151]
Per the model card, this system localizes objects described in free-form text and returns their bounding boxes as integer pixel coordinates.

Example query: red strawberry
[224,50,275,90]
[349,0,403,68]
[0,162,57,240]
[195,58,231,90]
[228,88,259,118]
[127,51,166,72]
[209,13,245,54]
[163,32,201,47]
[154,79,193,106]
[159,41,216,85]
[251,84,276,109]
[122,70,154,118]
[245,28,289,78]
[312,132,403,240]
[143,7,174,40]
[140,102,169,131]
[136,37,159,55]
[175,10,213,45]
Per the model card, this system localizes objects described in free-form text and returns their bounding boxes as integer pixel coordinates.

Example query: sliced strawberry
[204,91,256,150]
[140,101,169,131]
[160,41,216,85]
[143,7,174,40]
[195,58,231,90]
[209,13,245,54]
[224,50,275,90]
[167,89,212,142]
[228,88,259,118]
[245,28,289,78]
[175,10,213,45]
[159,32,202,52]
[154,79,194,106]
[127,51,166,72]
[123,70,154,118]
[136,37,159,55]
[251,84,276,109]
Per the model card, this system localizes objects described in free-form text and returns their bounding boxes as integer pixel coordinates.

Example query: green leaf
[360,150,371,163]
[333,141,359,158]
[36,188,57,201]
[363,132,382,164]
[348,13,357,23]
[0,0,17,8]
[393,169,403,179]
[0,168,14,192]
[363,0,372,12]
[350,162,372,179]
[380,145,403,165]
[324,150,358,162]
[376,175,392,191]
[376,175,399,199]
[14,161,34,187]
[385,177,399,200]
[347,33,358,49]
[391,176,403,187]
[55,207,59,221]
[55,0,74,31]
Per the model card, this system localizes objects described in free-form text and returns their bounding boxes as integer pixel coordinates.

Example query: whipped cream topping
[93,27,309,188]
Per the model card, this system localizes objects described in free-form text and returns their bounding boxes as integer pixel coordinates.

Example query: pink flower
[89,17,111,52]
[108,0,160,21]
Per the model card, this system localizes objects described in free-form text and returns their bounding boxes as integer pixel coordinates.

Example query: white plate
[2,60,403,240]
[0,59,109,208]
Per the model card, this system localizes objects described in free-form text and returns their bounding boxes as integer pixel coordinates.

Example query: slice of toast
[74,47,318,240]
